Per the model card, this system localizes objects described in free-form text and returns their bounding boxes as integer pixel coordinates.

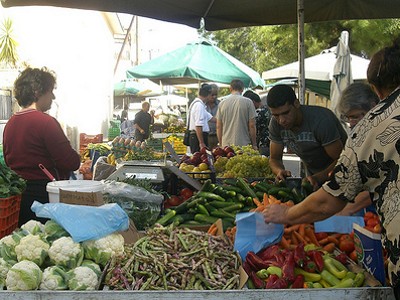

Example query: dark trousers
[189,132,208,154]
[394,283,400,300]
[208,133,218,150]
[19,180,50,227]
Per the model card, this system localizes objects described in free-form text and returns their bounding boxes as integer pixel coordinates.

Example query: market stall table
[0,287,395,299]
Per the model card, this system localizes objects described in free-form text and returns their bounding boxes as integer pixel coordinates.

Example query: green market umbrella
[126,40,265,89]
[114,79,163,97]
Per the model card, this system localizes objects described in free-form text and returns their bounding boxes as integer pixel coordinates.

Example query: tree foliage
[0,18,18,68]
[212,19,400,74]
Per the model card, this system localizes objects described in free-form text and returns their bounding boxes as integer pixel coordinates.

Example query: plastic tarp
[3,0,400,31]
[126,40,265,88]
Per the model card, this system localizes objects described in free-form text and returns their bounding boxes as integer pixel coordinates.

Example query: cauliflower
[44,220,69,243]
[15,234,50,267]
[0,230,27,264]
[0,258,11,289]
[20,220,45,235]
[48,237,84,269]
[81,259,102,279]
[5,260,42,290]
[66,266,98,290]
[39,266,68,290]
[82,233,124,267]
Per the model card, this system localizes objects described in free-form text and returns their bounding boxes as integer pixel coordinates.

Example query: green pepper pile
[0,165,27,198]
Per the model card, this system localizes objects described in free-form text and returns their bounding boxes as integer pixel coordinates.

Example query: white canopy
[262,47,370,82]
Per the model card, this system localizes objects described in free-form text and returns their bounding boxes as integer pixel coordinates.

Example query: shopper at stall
[243,90,272,156]
[267,84,347,188]
[121,103,129,122]
[3,66,81,226]
[133,101,154,142]
[206,84,220,150]
[336,82,379,216]
[216,79,257,149]
[187,83,214,153]
[263,38,400,299]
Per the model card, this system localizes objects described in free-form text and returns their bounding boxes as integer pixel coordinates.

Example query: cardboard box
[59,190,139,244]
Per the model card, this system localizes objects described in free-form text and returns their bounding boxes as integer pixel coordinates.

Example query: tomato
[366,218,380,228]
[180,188,194,200]
[364,211,376,220]
[339,239,355,254]
[167,195,182,207]
[373,223,382,234]
[349,250,358,263]
[339,234,352,242]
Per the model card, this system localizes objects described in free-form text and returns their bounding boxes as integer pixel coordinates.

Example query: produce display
[163,134,186,154]
[0,219,124,291]
[212,145,274,178]
[107,136,165,166]
[243,243,367,289]
[105,223,241,290]
[0,165,26,198]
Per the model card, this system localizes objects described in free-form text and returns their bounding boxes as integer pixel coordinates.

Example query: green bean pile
[105,224,241,290]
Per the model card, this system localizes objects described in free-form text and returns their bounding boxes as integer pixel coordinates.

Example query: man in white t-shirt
[187,83,215,153]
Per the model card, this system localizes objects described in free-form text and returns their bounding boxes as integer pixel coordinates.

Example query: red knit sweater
[3,109,80,180]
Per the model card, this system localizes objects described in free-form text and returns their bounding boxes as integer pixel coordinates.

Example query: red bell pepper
[294,243,306,268]
[303,258,317,273]
[265,274,279,289]
[246,251,270,271]
[282,251,296,283]
[307,250,324,273]
[258,244,281,260]
[291,274,305,288]
[269,278,289,289]
[335,252,348,265]
[249,271,265,289]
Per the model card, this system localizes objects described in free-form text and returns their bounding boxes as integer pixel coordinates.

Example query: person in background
[206,84,220,150]
[120,103,129,122]
[267,84,347,188]
[216,79,257,149]
[134,102,154,142]
[187,83,215,153]
[263,38,400,299]
[243,90,272,156]
[335,82,379,216]
[3,67,81,226]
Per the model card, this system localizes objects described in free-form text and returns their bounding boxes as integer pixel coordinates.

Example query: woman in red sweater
[3,67,80,226]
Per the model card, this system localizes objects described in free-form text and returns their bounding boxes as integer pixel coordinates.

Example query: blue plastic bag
[314,215,365,234]
[31,201,129,242]
[234,212,284,261]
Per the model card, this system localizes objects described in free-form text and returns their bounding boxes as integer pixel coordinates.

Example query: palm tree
[0,18,18,68]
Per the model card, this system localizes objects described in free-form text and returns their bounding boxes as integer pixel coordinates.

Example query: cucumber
[197,191,226,202]
[209,200,236,208]
[236,177,258,200]
[222,203,244,212]
[196,204,210,216]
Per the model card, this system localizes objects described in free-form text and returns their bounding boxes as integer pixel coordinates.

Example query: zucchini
[197,191,226,202]
[221,184,243,193]
[236,177,258,200]
[157,210,176,226]
[194,214,219,224]
[209,200,236,208]
[187,197,206,208]
[223,178,238,186]
[210,209,235,219]
[196,204,210,216]
[222,203,244,212]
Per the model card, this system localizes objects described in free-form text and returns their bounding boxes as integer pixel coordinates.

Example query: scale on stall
[107,160,167,183]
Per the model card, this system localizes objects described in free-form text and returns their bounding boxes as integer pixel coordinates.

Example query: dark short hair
[243,90,261,102]
[230,79,244,92]
[14,67,56,107]
[199,83,212,97]
[267,84,296,108]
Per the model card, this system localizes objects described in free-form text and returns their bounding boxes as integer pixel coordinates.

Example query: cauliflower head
[48,237,84,269]
[21,220,45,235]
[0,230,27,264]
[67,266,98,291]
[81,259,102,279]
[15,234,50,267]
[82,233,124,267]
[0,258,11,288]
[5,260,42,290]
[39,266,68,290]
